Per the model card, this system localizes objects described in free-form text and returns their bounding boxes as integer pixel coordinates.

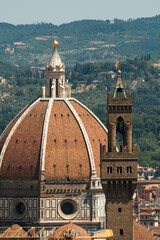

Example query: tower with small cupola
[100,65,137,240]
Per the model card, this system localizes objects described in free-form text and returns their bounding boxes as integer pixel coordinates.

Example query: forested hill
[0,59,160,171]
[0,15,160,67]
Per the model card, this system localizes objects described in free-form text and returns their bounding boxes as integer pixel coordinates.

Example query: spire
[113,61,126,99]
[46,38,64,71]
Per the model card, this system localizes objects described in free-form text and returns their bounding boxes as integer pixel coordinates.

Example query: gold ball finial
[118,69,121,75]
[52,37,58,49]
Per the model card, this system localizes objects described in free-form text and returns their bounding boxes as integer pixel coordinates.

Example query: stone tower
[100,69,137,240]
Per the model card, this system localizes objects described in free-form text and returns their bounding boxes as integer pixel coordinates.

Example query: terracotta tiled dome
[50,222,90,240]
[0,41,107,229]
[0,98,108,180]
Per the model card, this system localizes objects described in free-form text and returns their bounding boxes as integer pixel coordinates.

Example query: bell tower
[100,67,137,240]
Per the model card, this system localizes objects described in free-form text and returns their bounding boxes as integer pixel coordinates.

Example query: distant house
[138,166,145,180]
[137,77,145,82]
[140,212,158,227]
[109,20,114,24]
[138,184,160,202]
[5,47,14,54]
[138,165,156,180]
[0,77,6,85]
[97,71,117,82]
[30,67,46,79]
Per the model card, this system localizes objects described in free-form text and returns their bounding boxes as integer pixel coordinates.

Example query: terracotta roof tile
[45,100,90,179]
[70,100,108,177]
[0,100,48,178]
[0,98,108,180]
[50,222,90,240]
[134,221,154,240]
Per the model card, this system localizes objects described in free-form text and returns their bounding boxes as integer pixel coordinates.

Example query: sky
[0,0,160,25]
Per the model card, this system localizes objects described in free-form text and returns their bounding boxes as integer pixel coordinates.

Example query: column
[109,123,116,152]
[126,123,132,153]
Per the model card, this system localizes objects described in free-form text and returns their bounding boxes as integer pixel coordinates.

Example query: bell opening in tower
[116,116,124,152]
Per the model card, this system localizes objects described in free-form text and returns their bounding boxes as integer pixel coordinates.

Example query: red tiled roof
[0,100,48,178]
[140,212,152,216]
[50,222,90,240]
[149,226,160,236]
[45,100,90,179]
[138,180,160,184]
[70,100,108,177]
[134,221,154,240]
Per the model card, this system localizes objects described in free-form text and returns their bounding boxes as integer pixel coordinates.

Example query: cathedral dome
[0,40,107,229]
[0,98,108,180]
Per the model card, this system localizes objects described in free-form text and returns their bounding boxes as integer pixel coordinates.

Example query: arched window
[117,166,122,174]
[127,166,132,173]
[120,229,123,235]
[107,166,112,174]
[116,117,124,151]
[118,208,122,212]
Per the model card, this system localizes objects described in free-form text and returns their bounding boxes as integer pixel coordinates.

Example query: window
[118,208,121,212]
[127,166,132,173]
[107,166,112,174]
[120,229,123,235]
[117,166,122,173]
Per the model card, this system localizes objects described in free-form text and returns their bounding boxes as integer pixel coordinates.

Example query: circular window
[10,198,27,219]
[58,199,78,220]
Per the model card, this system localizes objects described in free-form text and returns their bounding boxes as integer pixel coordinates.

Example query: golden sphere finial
[52,36,58,49]
[118,69,121,75]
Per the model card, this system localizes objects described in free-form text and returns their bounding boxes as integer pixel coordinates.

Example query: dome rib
[73,99,108,134]
[39,98,54,179]
[65,99,97,178]
[0,98,40,170]
[0,104,29,142]
[69,99,108,177]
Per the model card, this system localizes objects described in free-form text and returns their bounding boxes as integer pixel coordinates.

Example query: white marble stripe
[65,99,97,178]
[0,104,29,141]
[39,98,54,177]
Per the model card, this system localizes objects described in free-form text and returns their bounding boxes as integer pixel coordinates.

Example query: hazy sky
[1,0,160,25]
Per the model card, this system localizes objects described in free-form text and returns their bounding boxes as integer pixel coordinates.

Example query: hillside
[0,15,160,67]
[0,59,160,172]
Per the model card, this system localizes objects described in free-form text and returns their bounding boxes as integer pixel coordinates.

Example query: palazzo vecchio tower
[100,67,137,240]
